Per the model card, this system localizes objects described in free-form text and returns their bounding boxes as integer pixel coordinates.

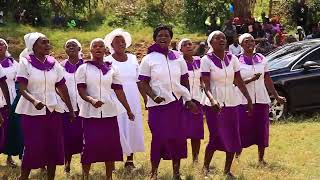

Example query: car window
[293,47,320,70]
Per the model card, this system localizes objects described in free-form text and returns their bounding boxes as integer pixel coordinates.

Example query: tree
[233,0,256,19]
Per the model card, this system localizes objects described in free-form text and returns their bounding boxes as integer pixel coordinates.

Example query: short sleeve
[55,63,66,87]
[138,56,151,81]
[111,66,123,90]
[263,57,269,72]
[75,64,87,88]
[130,54,140,82]
[16,58,29,85]
[201,56,211,77]
[232,56,241,72]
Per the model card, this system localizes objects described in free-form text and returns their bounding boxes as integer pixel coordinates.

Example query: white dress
[105,54,145,155]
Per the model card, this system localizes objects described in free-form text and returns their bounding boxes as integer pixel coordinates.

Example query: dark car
[266,39,320,120]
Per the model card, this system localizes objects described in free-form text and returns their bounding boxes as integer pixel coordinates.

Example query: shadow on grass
[0,165,20,179]
[247,161,290,173]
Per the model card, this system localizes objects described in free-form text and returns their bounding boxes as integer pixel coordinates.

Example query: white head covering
[104,28,132,54]
[0,38,11,57]
[19,32,46,60]
[65,39,83,59]
[177,38,191,53]
[239,33,254,45]
[89,38,105,59]
[207,30,224,53]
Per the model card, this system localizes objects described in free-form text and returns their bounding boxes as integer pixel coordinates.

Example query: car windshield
[266,41,320,70]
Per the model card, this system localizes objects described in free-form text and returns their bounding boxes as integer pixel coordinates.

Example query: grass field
[0,112,319,180]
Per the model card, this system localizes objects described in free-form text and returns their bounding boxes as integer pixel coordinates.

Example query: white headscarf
[89,38,105,59]
[207,30,224,53]
[177,38,191,53]
[0,38,11,57]
[65,39,83,59]
[239,33,254,45]
[19,32,46,60]
[104,28,132,54]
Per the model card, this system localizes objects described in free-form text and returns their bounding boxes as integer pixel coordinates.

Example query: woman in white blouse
[60,39,84,173]
[76,38,134,180]
[16,32,75,180]
[104,29,145,169]
[201,31,252,178]
[139,24,198,180]
[0,38,20,167]
[177,38,204,163]
[237,33,286,164]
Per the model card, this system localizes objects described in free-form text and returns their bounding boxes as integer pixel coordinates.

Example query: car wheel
[269,92,288,121]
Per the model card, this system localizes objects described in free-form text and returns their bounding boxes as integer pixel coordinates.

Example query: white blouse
[183,57,204,103]
[201,53,241,107]
[60,59,84,112]
[237,54,271,104]
[139,52,191,107]
[75,62,125,118]
[15,57,65,115]
[0,59,18,106]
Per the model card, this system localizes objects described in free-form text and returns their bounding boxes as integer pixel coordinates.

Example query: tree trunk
[233,0,256,19]
[50,0,62,16]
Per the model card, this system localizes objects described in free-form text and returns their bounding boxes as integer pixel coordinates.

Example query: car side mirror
[303,61,320,70]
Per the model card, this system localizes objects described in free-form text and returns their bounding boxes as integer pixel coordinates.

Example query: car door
[286,47,320,110]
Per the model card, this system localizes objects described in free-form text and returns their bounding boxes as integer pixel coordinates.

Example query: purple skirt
[148,100,187,162]
[183,100,204,140]
[238,104,269,148]
[21,110,64,169]
[0,107,9,153]
[63,112,83,158]
[81,117,123,164]
[204,106,241,153]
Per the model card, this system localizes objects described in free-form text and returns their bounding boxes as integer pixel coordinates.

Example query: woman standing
[201,31,252,178]
[76,38,134,180]
[60,39,84,173]
[139,24,198,180]
[104,29,145,169]
[177,38,204,163]
[237,33,286,164]
[16,32,75,180]
[0,38,22,166]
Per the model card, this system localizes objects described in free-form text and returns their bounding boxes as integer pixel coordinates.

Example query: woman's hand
[247,99,253,116]
[251,73,262,81]
[68,111,76,122]
[210,99,221,113]
[90,98,104,108]
[276,96,286,104]
[185,101,199,114]
[33,100,45,110]
[153,96,165,104]
[127,111,135,121]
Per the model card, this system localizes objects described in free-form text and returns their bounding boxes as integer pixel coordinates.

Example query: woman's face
[111,36,126,54]
[180,40,194,56]
[241,36,255,53]
[33,37,51,56]
[155,29,172,49]
[210,32,227,52]
[0,41,7,57]
[65,41,80,58]
[90,41,106,60]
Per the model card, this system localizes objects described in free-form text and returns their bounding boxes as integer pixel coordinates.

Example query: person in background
[104,29,145,170]
[306,24,320,39]
[228,35,242,56]
[223,20,237,46]
[60,39,84,174]
[237,33,286,164]
[296,26,306,41]
[255,38,274,56]
[194,42,207,57]
[177,38,204,164]
[0,38,22,167]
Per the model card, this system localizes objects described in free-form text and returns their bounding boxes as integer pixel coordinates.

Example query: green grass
[0,22,206,60]
[0,113,319,180]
